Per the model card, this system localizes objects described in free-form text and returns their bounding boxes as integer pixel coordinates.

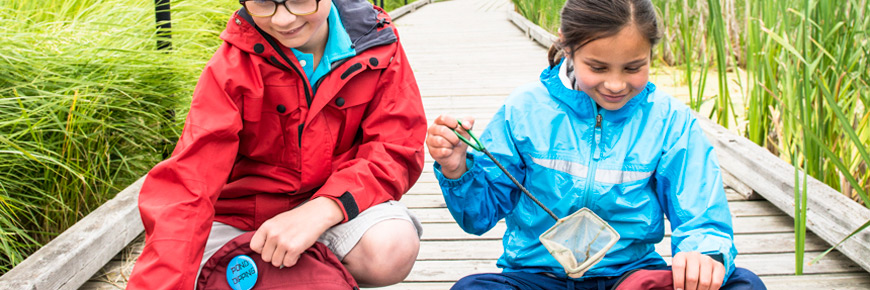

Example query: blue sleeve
[654,111,738,283]
[434,106,523,235]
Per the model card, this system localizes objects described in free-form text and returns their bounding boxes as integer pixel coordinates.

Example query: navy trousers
[450,266,766,290]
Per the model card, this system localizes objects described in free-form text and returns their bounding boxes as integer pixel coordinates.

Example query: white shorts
[198,200,422,270]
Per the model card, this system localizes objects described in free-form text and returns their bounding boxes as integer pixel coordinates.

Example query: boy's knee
[345,219,419,286]
[723,267,766,290]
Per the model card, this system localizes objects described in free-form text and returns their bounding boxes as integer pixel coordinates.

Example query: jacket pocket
[238,85,299,164]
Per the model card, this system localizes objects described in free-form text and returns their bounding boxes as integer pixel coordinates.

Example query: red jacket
[128,1,426,288]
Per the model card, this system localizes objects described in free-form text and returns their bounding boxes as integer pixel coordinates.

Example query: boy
[127,0,426,288]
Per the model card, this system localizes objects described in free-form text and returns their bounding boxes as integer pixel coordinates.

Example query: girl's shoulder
[642,85,697,121]
[503,81,553,109]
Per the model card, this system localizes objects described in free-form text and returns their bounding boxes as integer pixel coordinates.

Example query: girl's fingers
[710,259,726,290]
[672,252,687,290]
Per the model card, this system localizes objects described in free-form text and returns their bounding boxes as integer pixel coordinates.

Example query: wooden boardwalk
[78,0,870,289]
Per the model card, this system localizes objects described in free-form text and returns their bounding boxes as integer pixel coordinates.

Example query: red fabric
[613,269,674,290]
[196,232,358,290]
[128,4,425,289]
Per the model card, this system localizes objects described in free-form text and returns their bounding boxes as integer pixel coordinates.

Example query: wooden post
[155,0,171,50]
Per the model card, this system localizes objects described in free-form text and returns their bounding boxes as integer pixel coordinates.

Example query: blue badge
[226,255,258,290]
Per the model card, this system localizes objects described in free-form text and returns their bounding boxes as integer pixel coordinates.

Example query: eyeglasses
[240,0,321,17]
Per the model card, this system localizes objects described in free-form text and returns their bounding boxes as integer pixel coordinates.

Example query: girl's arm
[429,107,523,235]
[654,109,737,284]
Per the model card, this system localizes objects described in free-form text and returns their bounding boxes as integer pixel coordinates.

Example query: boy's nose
[271,5,298,26]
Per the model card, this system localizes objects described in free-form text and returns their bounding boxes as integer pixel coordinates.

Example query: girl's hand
[672,251,726,290]
[249,197,342,268]
[426,115,475,179]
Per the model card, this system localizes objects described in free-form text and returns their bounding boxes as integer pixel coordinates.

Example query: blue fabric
[450,267,765,290]
[291,0,355,94]
[435,58,738,281]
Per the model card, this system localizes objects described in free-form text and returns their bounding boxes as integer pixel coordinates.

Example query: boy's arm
[127,51,243,289]
[654,110,737,283]
[311,42,427,222]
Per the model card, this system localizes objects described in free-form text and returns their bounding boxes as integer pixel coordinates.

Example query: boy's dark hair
[548,0,662,67]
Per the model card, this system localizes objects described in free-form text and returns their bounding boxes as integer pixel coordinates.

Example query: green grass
[0,0,234,274]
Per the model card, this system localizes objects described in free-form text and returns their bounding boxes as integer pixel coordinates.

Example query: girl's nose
[603,77,627,94]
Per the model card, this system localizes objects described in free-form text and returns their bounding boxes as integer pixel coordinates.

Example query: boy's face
[569,24,651,111]
[252,0,331,54]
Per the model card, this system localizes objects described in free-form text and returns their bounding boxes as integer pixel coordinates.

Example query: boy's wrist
[308,196,345,227]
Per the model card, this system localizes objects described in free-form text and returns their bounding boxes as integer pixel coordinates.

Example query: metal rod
[481,149,559,221]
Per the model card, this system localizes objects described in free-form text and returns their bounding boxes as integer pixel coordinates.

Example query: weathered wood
[0,177,145,290]
[722,168,763,200]
[405,250,862,282]
[417,232,831,260]
[388,0,431,21]
[507,9,556,49]
[697,116,870,273]
[761,273,870,290]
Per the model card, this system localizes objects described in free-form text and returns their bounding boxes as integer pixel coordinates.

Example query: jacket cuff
[434,157,475,187]
[335,191,360,221]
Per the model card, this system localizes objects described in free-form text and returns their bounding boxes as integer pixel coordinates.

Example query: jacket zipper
[250,25,313,149]
[583,105,603,208]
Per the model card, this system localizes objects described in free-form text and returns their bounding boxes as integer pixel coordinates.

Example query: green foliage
[0,0,234,274]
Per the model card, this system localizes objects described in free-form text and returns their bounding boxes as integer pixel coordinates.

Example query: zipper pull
[593,113,603,160]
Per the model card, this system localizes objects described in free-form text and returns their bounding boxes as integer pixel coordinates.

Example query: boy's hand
[672,251,726,290]
[426,115,475,179]
[249,197,343,268]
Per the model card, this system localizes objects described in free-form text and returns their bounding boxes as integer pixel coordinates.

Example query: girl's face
[253,0,331,54]
[569,24,651,111]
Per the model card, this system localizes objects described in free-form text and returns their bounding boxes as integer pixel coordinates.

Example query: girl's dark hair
[548,0,662,67]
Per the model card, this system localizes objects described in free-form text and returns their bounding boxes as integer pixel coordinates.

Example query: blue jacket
[434,59,737,281]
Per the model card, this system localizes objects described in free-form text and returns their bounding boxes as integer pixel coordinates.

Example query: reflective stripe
[531,157,653,184]
[531,156,588,178]
[594,168,653,184]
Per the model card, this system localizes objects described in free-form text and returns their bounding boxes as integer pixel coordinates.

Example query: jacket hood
[220,0,397,58]
[541,58,656,124]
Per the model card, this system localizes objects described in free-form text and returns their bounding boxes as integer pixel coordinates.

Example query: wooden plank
[404,251,862,282]
[414,209,796,234]
[697,116,870,273]
[0,177,145,290]
[761,273,870,290]
[403,191,760,208]
[722,168,763,200]
[417,232,831,260]
[388,0,432,21]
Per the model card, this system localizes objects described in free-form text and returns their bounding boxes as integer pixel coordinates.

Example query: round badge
[226,255,258,290]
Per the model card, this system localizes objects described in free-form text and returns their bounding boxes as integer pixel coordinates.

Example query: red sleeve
[312,42,426,222]
[127,45,245,289]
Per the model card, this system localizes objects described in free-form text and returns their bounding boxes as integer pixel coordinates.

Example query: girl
[426,0,765,289]
[128,0,426,289]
